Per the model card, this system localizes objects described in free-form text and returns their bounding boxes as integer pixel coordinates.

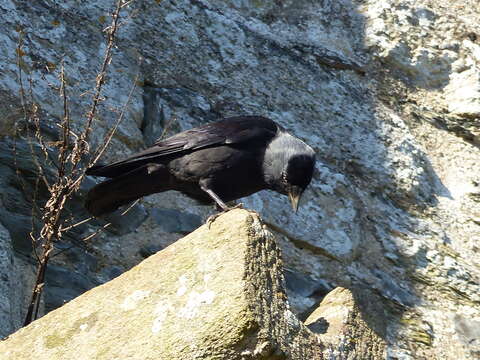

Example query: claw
[206,203,244,228]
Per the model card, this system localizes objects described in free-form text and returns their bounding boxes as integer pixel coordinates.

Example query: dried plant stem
[71,0,123,171]
[89,70,139,167]
[57,60,70,178]
[22,0,126,327]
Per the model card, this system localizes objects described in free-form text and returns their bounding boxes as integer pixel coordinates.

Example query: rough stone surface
[0,210,332,359]
[150,208,203,235]
[0,1,479,358]
[0,222,36,338]
[0,222,14,338]
[305,287,386,359]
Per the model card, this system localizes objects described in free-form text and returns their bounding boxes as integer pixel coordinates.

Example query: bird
[85,116,315,217]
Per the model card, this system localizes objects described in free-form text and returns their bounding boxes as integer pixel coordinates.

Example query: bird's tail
[86,158,153,178]
[85,164,170,216]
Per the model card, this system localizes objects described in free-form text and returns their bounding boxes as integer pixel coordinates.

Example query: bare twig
[79,199,140,243]
[53,198,140,259]
[71,0,123,169]
[159,115,178,141]
[57,60,71,179]
[89,70,140,167]
[21,0,127,327]
[59,216,94,233]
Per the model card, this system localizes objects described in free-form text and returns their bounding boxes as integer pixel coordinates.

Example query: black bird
[85,116,315,217]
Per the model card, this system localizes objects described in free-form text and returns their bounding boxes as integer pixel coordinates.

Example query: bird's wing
[87,116,278,177]
[120,116,278,160]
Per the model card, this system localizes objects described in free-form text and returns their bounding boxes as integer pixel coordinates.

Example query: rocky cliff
[0,1,479,359]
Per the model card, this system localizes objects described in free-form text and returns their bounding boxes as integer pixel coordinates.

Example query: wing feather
[87,116,278,177]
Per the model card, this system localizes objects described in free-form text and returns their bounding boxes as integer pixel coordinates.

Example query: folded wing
[86,116,279,178]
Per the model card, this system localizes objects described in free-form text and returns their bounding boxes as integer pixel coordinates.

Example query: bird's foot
[207,203,244,228]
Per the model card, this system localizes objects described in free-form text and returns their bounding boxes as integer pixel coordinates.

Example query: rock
[454,314,480,358]
[0,222,14,338]
[44,265,98,313]
[150,208,203,234]
[100,205,149,236]
[0,92,23,138]
[141,85,214,146]
[0,222,37,338]
[138,244,164,259]
[0,210,312,358]
[0,210,37,254]
[444,67,480,118]
[283,269,332,319]
[99,265,124,282]
[0,210,386,359]
[305,287,386,359]
[82,178,149,236]
[141,85,168,147]
[56,245,98,275]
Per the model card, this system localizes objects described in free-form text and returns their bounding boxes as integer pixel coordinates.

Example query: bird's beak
[288,190,301,213]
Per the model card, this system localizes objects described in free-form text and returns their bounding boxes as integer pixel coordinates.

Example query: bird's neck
[262,132,291,190]
[262,130,314,190]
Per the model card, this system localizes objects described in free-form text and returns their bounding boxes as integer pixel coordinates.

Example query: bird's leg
[199,180,243,227]
[201,186,230,211]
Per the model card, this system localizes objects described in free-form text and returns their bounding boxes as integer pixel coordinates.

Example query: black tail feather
[85,164,106,176]
[85,164,170,216]
[85,157,160,178]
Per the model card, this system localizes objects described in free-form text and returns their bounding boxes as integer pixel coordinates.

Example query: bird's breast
[168,145,267,202]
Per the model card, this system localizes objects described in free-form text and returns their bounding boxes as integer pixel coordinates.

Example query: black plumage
[85,116,315,217]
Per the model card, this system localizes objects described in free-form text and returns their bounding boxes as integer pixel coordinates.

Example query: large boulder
[0,210,384,359]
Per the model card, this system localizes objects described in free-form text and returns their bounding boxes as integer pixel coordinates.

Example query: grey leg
[199,179,244,227]
[199,180,229,211]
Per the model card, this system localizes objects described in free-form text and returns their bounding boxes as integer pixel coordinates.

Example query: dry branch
[17,0,129,327]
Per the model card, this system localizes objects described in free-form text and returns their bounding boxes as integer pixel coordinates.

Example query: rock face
[0,1,479,359]
[0,210,384,359]
[305,287,386,359]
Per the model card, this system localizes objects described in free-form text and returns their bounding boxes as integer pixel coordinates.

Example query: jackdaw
[85,116,315,217]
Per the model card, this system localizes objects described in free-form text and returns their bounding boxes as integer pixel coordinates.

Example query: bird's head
[279,154,315,212]
[263,131,315,213]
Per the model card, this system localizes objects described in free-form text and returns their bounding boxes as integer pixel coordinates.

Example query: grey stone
[445,67,480,118]
[141,85,216,146]
[83,174,149,235]
[93,203,149,236]
[141,85,167,146]
[305,287,386,358]
[0,209,38,255]
[107,206,149,235]
[0,139,56,187]
[100,266,124,281]
[455,314,480,356]
[138,244,164,259]
[151,208,203,234]
[0,210,383,359]
[284,269,332,318]
[0,226,37,338]
[44,265,98,313]
[57,245,98,274]
[0,222,14,338]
